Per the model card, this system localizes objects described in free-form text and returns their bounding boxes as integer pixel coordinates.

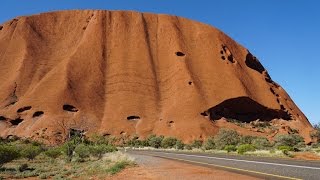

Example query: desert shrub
[74,144,91,159]
[106,161,130,175]
[161,137,178,149]
[311,143,320,148]
[175,140,184,150]
[18,163,29,172]
[20,144,42,160]
[89,134,110,145]
[224,145,237,152]
[61,137,82,161]
[0,145,20,167]
[44,147,62,159]
[274,134,304,147]
[310,123,320,142]
[127,136,146,147]
[191,140,203,149]
[278,146,295,157]
[214,129,240,149]
[204,137,215,150]
[252,137,272,149]
[184,144,192,150]
[90,144,117,159]
[147,135,164,148]
[237,144,256,154]
[240,135,256,144]
[277,145,294,151]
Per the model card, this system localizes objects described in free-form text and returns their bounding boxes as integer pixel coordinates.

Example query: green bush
[204,137,215,150]
[224,145,237,152]
[161,137,178,149]
[90,134,110,145]
[18,163,29,172]
[147,135,164,148]
[175,140,184,150]
[191,140,203,149]
[277,145,294,151]
[240,135,256,144]
[74,144,91,159]
[274,134,304,147]
[44,147,62,159]
[20,144,42,160]
[61,137,82,161]
[237,144,256,154]
[214,129,240,149]
[184,144,192,150]
[106,161,130,175]
[90,144,117,159]
[252,137,272,149]
[0,145,20,167]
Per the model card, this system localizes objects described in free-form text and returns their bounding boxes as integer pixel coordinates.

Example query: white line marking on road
[155,151,320,170]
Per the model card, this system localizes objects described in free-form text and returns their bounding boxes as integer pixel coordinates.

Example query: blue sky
[0,1,319,125]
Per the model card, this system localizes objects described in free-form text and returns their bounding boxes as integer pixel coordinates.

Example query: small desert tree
[0,145,20,167]
[214,129,240,149]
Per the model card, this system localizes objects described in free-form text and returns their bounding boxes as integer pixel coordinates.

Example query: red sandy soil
[110,155,261,180]
[0,10,314,144]
[293,152,320,161]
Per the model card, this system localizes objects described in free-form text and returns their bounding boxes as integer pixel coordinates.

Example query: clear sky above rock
[0,0,319,125]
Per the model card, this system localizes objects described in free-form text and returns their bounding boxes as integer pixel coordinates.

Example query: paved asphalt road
[127,150,320,180]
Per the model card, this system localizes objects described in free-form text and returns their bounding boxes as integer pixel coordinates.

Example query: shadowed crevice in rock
[33,111,44,118]
[127,116,140,120]
[10,117,23,125]
[206,96,292,122]
[175,51,185,56]
[245,51,265,74]
[63,104,78,112]
[17,106,32,113]
[0,116,6,121]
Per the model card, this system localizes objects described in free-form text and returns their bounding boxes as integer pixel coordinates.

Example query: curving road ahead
[128,150,320,180]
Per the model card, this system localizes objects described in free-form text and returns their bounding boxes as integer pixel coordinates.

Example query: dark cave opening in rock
[127,116,140,120]
[63,104,78,112]
[175,51,185,57]
[10,118,24,125]
[33,111,44,118]
[17,106,32,113]
[205,96,292,123]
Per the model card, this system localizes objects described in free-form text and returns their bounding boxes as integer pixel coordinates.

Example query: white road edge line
[156,152,320,170]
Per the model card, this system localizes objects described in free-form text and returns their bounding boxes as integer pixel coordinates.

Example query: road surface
[128,150,320,180]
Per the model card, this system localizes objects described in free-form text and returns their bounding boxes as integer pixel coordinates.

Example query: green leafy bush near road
[252,137,272,149]
[147,135,164,149]
[240,135,256,144]
[274,134,304,147]
[106,161,131,175]
[89,144,117,159]
[310,123,320,142]
[224,145,237,152]
[0,144,20,167]
[277,145,294,151]
[191,140,203,149]
[237,144,256,154]
[204,137,215,150]
[161,137,178,149]
[175,140,185,150]
[214,129,240,149]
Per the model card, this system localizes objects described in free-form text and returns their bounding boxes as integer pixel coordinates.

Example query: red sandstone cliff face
[0,10,313,143]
